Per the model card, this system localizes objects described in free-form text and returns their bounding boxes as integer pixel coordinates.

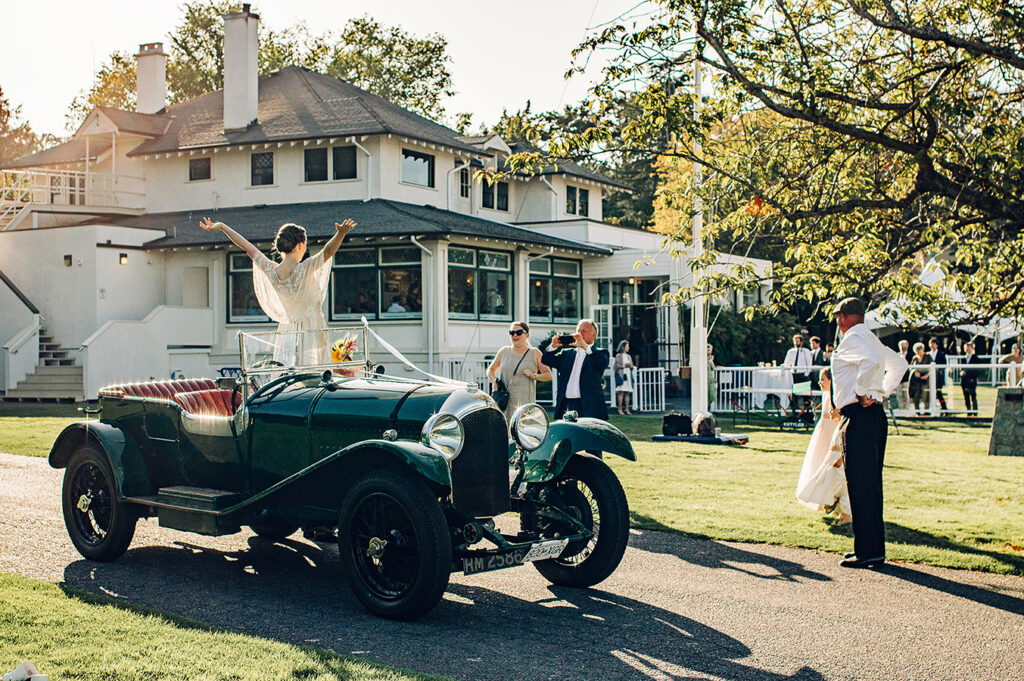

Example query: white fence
[440,357,666,412]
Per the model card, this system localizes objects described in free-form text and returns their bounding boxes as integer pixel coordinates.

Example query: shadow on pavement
[60,534,823,681]
[880,564,1024,616]
[629,515,831,583]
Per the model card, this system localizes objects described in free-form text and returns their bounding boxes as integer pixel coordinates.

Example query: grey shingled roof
[92,107,169,137]
[6,137,112,169]
[97,199,611,255]
[507,143,631,191]
[129,67,485,157]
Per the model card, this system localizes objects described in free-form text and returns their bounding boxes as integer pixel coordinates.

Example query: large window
[189,157,211,182]
[330,246,422,320]
[251,152,274,186]
[303,145,357,183]
[566,185,589,215]
[402,148,435,187]
[448,246,513,320]
[530,257,581,323]
[481,180,509,211]
[333,146,357,180]
[228,253,270,323]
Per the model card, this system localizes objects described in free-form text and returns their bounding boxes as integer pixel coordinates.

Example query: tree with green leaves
[510,0,1024,329]
[1,87,58,166]
[65,2,455,131]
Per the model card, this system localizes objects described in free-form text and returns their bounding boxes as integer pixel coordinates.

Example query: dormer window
[566,185,589,216]
[402,148,435,188]
[459,167,470,198]
[189,157,211,182]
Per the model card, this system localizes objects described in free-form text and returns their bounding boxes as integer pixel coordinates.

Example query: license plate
[461,539,569,576]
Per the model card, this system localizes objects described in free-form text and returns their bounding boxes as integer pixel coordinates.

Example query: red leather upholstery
[174,389,239,418]
[99,379,218,400]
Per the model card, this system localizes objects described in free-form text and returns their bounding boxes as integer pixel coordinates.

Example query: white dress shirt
[831,324,909,409]
[565,345,592,399]
[784,347,813,372]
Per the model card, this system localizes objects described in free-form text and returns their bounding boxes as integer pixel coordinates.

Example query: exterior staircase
[4,329,84,401]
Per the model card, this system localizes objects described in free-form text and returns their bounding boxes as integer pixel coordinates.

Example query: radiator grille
[451,407,510,518]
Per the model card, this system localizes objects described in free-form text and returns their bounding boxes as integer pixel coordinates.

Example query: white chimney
[223,3,259,132]
[135,42,167,114]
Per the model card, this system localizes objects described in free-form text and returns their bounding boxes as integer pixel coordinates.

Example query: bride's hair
[273,223,306,259]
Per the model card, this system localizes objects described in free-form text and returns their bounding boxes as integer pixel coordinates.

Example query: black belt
[840,402,883,416]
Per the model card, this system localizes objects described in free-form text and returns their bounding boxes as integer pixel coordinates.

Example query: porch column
[514,247,529,322]
[434,240,450,356]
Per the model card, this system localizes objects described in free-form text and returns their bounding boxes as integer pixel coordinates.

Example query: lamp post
[689,58,709,414]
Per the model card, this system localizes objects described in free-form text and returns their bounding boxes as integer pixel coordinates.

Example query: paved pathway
[2,452,1022,681]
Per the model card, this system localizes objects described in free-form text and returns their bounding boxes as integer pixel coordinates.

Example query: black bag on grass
[662,411,693,436]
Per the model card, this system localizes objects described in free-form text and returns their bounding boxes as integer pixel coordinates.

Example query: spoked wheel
[338,470,450,620]
[62,445,138,561]
[531,453,629,587]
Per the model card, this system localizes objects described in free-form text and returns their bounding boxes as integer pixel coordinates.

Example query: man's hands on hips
[857,394,877,407]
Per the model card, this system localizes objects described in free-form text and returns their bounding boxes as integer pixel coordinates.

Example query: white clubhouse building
[0,6,769,401]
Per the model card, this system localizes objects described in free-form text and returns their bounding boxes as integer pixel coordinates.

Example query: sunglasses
[509,329,526,337]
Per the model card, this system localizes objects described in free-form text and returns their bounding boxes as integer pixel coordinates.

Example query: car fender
[520,418,636,483]
[48,421,150,498]
[326,439,453,491]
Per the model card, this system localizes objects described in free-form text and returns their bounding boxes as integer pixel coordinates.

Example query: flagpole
[690,57,709,414]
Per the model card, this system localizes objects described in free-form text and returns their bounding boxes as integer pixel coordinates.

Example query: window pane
[448,268,475,316]
[553,259,580,277]
[251,152,274,186]
[334,248,375,267]
[333,146,357,180]
[304,148,328,182]
[401,148,434,187]
[481,182,494,209]
[460,168,470,197]
[230,253,252,271]
[332,267,377,317]
[229,272,268,321]
[478,250,510,270]
[579,188,589,217]
[479,270,511,318]
[552,278,580,321]
[530,277,551,319]
[449,247,475,267]
[598,281,609,305]
[381,266,422,315]
[189,157,211,181]
[497,181,509,211]
[565,186,577,214]
[380,247,420,265]
[528,258,550,274]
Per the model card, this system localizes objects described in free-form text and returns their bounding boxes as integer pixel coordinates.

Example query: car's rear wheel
[338,470,451,620]
[531,453,629,587]
[62,445,138,561]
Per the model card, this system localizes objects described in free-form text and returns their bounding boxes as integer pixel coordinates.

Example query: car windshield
[239,327,368,377]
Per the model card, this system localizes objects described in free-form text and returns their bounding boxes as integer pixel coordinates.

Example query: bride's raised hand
[335,219,356,236]
[199,217,221,231]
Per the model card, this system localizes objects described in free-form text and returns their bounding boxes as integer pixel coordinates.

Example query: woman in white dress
[795,368,852,523]
[200,217,356,365]
[614,340,635,415]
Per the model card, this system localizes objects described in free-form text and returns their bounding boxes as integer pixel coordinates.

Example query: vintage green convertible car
[50,326,636,619]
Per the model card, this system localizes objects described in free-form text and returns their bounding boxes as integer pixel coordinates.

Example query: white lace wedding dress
[795,390,852,516]
[252,250,331,366]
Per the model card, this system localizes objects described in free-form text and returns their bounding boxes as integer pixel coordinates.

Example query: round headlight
[510,403,548,451]
[421,413,464,461]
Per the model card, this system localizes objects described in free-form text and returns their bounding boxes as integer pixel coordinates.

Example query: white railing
[79,306,213,398]
[0,169,145,227]
[1,313,40,391]
[631,367,667,412]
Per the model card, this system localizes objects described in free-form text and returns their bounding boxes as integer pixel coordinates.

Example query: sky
[0,0,643,138]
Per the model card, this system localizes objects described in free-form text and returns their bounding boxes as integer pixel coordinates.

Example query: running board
[126,487,242,536]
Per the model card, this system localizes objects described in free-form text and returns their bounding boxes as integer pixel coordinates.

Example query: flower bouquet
[331,334,359,376]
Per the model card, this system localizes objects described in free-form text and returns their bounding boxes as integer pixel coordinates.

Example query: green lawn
[604,414,1024,574]
[2,406,1022,574]
[0,573,449,681]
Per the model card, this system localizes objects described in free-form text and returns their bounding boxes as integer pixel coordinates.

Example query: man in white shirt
[830,297,909,568]
[783,334,813,409]
[542,319,610,422]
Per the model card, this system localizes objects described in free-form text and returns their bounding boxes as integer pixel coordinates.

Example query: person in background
[1001,343,1024,386]
[960,341,983,416]
[896,339,912,410]
[909,342,931,414]
[386,295,406,313]
[824,342,835,363]
[829,297,908,568]
[614,340,635,415]
[487,321,550,423]
[784,334,814,409]
[928,337,949,412]
[707,344,717,409]
[810,336,827,366]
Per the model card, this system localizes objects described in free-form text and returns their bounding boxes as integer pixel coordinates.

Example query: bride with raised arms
[200,217,356,365]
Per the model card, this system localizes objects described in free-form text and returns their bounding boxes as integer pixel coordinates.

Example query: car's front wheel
[531,453,629,587]
[337,470,451,620]
[62,445,138,561]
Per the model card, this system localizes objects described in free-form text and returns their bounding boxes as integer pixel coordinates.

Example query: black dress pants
[961,377,978,415]
[841,403,887,559]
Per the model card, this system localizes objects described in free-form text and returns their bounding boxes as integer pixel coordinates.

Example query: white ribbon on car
[360,316,467,386]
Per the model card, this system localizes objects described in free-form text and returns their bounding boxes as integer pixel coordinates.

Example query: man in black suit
[929,337,948,412]
[543,319,609,421]
[960,341,983,416]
